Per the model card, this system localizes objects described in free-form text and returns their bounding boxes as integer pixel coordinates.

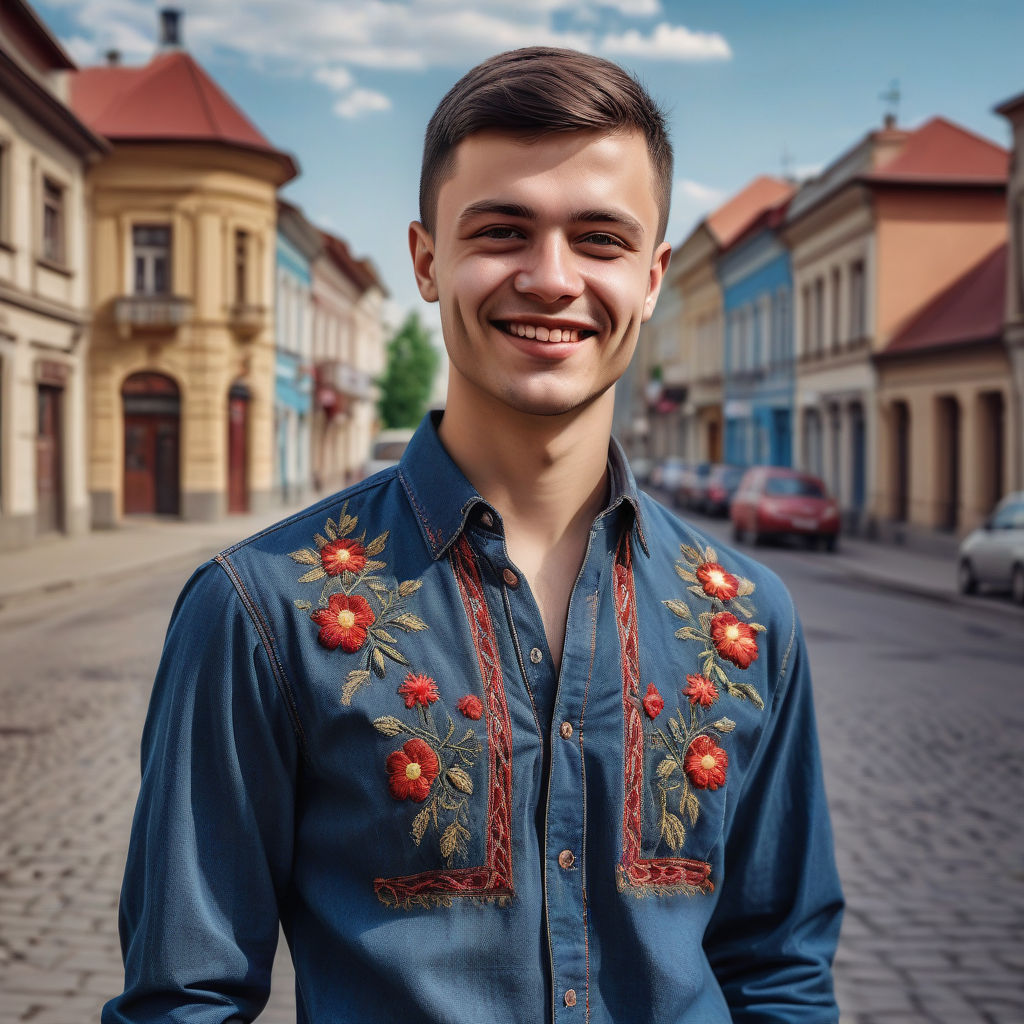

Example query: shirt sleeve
[703,595,844,1021]
[102,560,301,1024]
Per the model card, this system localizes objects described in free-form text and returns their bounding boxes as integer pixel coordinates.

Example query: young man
[105,47,843,1023]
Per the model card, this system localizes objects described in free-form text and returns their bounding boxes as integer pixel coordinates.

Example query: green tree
[377,312,440,428]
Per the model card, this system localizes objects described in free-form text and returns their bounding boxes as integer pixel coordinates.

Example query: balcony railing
[114,295,192,337]
[229,303,266,340]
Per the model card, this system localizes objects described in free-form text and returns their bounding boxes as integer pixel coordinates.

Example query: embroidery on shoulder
[646,542,767,855]
[288,502,428,704]
[373,674,484,867]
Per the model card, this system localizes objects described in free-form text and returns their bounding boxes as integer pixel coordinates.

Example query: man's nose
[513,234,584,303]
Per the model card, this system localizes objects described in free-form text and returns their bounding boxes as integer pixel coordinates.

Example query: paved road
[0,528,1021,1022]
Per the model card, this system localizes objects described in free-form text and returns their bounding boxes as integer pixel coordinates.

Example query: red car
[730,467,840,550]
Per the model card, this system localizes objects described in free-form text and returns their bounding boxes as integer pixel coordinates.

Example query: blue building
[274,201,320,501]
[718,195,795,469]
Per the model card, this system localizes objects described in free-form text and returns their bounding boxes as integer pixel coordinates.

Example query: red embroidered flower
[320,538,367,576]
[710,611,759,669]
[641,683,664,719]
[457,694,483,720]
[696,562,739,601]
[310,593,375,652]
[386,738,439,802]
[398,673,439,708]
[683,673,719,707]
[684,735,728,790]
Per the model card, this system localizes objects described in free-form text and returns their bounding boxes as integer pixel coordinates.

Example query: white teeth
[505,323,583,342]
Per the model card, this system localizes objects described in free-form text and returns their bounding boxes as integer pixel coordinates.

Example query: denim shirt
[104,412,843,1024]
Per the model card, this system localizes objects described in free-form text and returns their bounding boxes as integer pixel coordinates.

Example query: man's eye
[479,226,522,240]
[581,233,625,248]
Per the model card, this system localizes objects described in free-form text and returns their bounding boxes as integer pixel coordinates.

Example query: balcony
[229,303,266,340]
[315,360,374,401]
[114,295,192,339]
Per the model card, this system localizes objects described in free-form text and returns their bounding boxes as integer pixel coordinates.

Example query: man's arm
[103,561,300,1024]
[704,598,844,1021]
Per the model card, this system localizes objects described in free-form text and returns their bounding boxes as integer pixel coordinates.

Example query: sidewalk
[0,492,331,611]
[1,490,1019,614]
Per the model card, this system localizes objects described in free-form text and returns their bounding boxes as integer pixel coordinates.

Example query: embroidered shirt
[104,412,843,1024]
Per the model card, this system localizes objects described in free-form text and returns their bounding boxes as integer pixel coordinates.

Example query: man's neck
[439,375,615,673]
[438,382,612,546]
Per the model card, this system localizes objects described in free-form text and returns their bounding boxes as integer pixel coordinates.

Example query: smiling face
[409,129,671,419]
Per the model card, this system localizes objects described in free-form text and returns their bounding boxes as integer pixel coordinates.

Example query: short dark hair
[419,46,673,244]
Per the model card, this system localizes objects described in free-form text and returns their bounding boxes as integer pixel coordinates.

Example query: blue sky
[36,0,1024,332]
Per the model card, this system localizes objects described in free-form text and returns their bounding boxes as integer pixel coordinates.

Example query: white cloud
[595,0,660,14]
[334,87,393,119]
[313,66,355,92]
[602,22,731,61]
[676,179,727,205]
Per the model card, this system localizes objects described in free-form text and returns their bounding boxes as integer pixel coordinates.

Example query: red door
[36,385,63,533]
[228,389,249,514]
[122,373,180,516]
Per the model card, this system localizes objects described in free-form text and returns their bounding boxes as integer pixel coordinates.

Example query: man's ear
[641,241,672,323]
[409,221,439,303]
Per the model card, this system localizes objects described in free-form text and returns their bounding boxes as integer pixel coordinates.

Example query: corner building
[69,22,297,524]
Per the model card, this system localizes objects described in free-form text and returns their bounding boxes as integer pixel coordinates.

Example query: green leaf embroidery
[365,531,389,557]
[289,548,319,565]
[663,599,691,620]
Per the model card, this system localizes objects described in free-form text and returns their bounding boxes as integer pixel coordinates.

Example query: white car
[957,491,1024,604]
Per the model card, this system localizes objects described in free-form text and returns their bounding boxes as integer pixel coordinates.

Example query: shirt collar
[398,411,649,560]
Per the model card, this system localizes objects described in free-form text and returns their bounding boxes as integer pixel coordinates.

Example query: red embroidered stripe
[614,537,714,896]
[374,535,514,907]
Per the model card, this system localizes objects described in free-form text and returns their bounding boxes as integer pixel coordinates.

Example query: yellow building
[70,13,297,524]
[0,0,107,550]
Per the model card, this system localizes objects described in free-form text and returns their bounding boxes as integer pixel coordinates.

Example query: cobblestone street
[1,523,1022,1022]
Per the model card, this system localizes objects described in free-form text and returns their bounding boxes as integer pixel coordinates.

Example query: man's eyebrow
[570,209,645,238]
[457,201,535,226]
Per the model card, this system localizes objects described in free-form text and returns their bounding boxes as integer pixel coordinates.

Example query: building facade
[274,201,318,503]
[0,0,106,550]
[785,116,1007,532]
[70,15,297,524]
[311,231,386,491]
[996,89,1024,494]
[718,194,795,468]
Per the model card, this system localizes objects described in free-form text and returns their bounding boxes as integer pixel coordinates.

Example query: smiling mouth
[494,321,597,343]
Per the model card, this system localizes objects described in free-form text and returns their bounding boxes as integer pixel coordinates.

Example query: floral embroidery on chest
[650,542,766,856]
[288,502,428,704]
[373,674,483,866]
[615,536,767,897]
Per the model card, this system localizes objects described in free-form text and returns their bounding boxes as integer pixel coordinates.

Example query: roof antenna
[880,79,900,129]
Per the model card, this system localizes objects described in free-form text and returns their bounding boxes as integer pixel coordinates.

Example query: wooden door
[228,392,249,514]
[36,385,63,533]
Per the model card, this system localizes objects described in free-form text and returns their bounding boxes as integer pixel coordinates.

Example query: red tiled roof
[70,51,296,181]
[883,243,1006,356]
[866,117,1008,184]
[320,230,387,297]
[721,193,793,253]
[706,176,793,248]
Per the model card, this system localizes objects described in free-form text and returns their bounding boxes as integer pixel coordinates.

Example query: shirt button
[502,568,519,588]
[558,849,575,870]
[559,721,573,740]
[529,647,543,664]
[480,510,494,528]
[564,989,578,1008]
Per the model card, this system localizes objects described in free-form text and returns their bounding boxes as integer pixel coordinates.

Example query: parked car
[701,464,746,517]
[678,461,711,509]
[957,491,1024,604]
[730,466,840,549]
[366,428,415,477]
[650,457,688,500]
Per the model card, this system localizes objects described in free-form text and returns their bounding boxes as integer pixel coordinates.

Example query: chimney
[883,112,897,130]
[105,49,121,66]
[158,8,183,50]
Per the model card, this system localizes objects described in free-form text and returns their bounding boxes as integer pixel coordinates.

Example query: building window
[235,229,249,304]
[831,267,841,350]
[813,277,825,356]
[850,259,866,339]
[133,225,172,295]
[0,142,7,243]
[42,177,65,264]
